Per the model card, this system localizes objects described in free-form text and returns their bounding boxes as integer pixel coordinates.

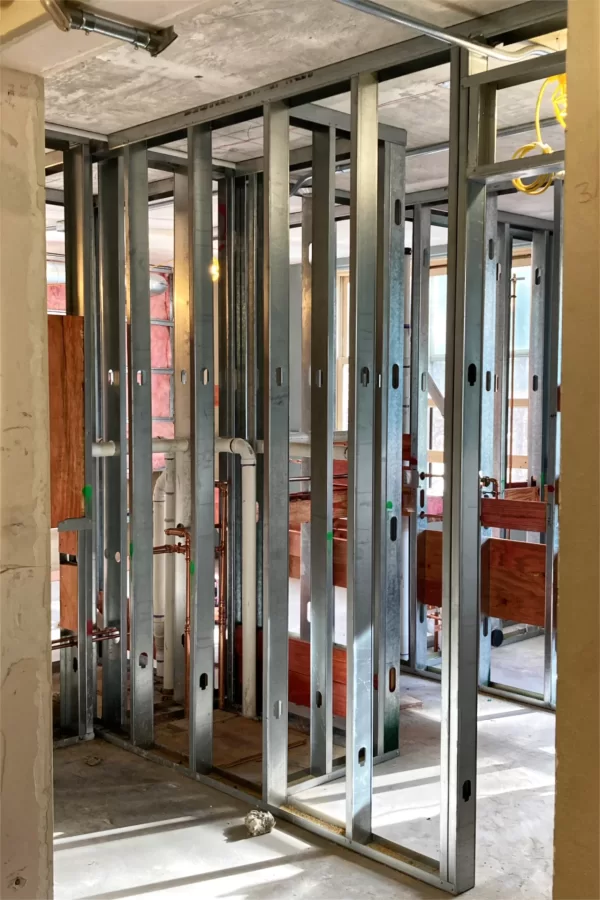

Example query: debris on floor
[244,809,275,836]
[84,755,103,767]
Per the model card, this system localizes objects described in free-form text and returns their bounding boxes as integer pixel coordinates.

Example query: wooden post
[554,3,600,897]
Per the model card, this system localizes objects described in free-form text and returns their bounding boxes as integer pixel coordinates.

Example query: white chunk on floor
[244,809,276,836]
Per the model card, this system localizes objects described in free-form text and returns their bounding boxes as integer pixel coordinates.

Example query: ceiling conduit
[41,0,177,56]
[334,0,551,61]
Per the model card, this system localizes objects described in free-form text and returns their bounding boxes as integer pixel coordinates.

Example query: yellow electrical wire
[512,75,567,196]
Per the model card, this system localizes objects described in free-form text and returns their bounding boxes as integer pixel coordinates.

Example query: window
[332,248,536,493]
[336,272,350,431]
[150,270,175,470]
[420,254,534,489]
[427,264,447,495]
[507,255,532,483]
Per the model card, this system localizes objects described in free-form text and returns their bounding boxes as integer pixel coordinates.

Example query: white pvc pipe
[101,431,352,717]
[93,440,117,457]
[215,437,257,719]
[163,453,176,692]
[153,438,189,454]
[402,247,412,659]
[94,436,350,460]
[403,250,412,436]
[401,518,410,660]
[290,430,348,444]
[288,441,348,461]
[153,470,167,678]
[92,438,189,457]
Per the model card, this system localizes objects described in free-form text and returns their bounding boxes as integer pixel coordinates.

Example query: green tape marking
[190,560,195,575]
[129,541,133,558]
[326,531,334,541]
[386,500,393,510]
[82,484,93,500]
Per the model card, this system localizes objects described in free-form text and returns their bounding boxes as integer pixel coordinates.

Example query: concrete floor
[54,741,446,900]
[293,675,555,900]
[490,635,545,695]
[54,673,555,900]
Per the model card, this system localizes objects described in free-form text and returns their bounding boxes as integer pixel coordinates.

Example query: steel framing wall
[49,3,566,893]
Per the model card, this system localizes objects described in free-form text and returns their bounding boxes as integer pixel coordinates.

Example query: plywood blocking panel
[289,486,348,526]
[289,637,347,717]
[482,538,546,626]
[505,485,540,502]
[417,529,443,606]
[288,637,421,718]
[58,531,78,632]
[481,498,546,532]
[48,314,84,527]
[416,530,546,626]
[289,525,347,587]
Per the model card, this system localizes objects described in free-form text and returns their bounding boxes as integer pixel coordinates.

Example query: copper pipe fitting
[480,475,499,499]
[52,626,121,651]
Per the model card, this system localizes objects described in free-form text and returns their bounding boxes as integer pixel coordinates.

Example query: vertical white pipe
[153,471,167,678]
[163,454,176,691]
[403,247,412,435]
[241,459,257,718]
[215,436,258,719]
[401,518,410,659]
[402,247,412,660]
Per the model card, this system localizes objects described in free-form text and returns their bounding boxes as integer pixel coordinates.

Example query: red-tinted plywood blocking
[48,315,85,527]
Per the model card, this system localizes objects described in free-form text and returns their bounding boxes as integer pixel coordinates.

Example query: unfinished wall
[553,2,600,897]
[0,67,53,898]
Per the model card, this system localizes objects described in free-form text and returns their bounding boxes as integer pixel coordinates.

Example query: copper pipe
[52,626,121,650]
[480,475,499,499]
[216,482,228,711]
[427,609,442,653]
[164,527,191,715]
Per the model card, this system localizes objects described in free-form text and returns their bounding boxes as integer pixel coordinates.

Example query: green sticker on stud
[386,500,393,510]
[326,531,334,541]
[190,560,195,575]
[82,484,92,500]
[129,541,133,558]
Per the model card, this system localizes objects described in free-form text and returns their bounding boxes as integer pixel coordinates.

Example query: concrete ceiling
[36,0,566,263]
[3,0,535,134]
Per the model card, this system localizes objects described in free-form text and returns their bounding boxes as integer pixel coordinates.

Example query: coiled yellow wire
[512,74,567,196]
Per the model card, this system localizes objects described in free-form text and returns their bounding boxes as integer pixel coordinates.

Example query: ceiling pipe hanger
[334,0,551,62]
[41,0,177,57]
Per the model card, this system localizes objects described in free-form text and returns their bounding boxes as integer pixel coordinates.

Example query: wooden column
[0,66,53,898]
[553,3,600,897]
